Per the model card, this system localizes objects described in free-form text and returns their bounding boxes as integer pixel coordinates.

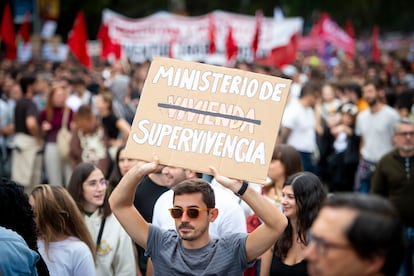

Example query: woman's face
[82,168,107,213]
[52,87,67,107]
[94,94,108,114]
[268,159,286,182]
[118,149,139,176]
[282,185,298,219]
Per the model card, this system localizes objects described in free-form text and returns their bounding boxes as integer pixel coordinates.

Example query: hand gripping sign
[125,57,291,184]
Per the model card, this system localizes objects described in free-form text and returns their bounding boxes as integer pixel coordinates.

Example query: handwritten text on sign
[125,57,291,183]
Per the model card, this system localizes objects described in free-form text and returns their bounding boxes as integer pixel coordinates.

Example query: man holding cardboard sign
[123,57,291,184]
[109,156,288,275]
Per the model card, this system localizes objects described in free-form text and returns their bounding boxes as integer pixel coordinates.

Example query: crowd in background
[0,43,413,276]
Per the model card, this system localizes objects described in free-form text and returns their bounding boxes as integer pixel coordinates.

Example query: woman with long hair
[29,184,95,275]
[67,162,136,276]
[260,172,327,276]
[40,82,73,186]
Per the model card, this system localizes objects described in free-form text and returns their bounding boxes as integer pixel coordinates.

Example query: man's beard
[179,222,208,241]
[367,97,378,107]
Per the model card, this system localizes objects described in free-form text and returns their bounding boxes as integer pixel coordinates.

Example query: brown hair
[74,104,94,122]
[98,89,114,113]
[271,144,303,178]
[172,178,215,208]
[67,162,112,218]
[30,185,95,260]
[45,84,68,122]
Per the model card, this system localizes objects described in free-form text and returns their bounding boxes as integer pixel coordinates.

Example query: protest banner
[124,57,291,183]
[101,9,303,66]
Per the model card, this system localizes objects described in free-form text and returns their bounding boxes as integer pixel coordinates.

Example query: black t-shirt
[14,98,39,135]
[101,113,119,139]
[269,256,308,276]
[133,175,169,222]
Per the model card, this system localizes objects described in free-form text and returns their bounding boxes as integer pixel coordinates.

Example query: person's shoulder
[61,236,92,252]
[376,149,399,167]
[149,224,179,242]
[357,108,370,117]
[106,212,130,231]
[217,232,248,245]
[382,105,400,116]
[0,227,39,272]
[156,189,173,203]
[0,226,26,243]
[383,149,400,160]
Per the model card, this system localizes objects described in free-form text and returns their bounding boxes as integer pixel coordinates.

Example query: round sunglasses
[169,207,211,219]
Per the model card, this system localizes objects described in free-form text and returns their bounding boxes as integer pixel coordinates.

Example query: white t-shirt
[37,237,96,276]
[281,98,316,153]
[152,182,247,237]
[355,105,400,162]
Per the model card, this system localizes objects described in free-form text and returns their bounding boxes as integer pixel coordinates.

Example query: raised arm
[210,167,288,263]
[109,157,159,249]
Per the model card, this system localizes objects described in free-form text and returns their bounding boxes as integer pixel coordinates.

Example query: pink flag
[312,13,355,57]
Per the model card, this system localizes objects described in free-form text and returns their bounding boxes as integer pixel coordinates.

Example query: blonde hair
[30,185,96,260]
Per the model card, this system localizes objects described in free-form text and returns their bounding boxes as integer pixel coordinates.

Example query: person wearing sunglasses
[304,193,405,276]
[109,157,288,275]
[371,118,414,275]
[152,166,246,236]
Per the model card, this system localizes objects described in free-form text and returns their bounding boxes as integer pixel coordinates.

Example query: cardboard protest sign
[124,57,291,183]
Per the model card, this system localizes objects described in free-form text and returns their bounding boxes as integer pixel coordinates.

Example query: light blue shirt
[0,226,39,276]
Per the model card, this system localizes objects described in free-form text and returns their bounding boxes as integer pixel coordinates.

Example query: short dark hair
[345,82,362,98]
[299,80,321,98]
[172,179,215,208]
[19,73,36,95]
[324,193,405,276]
[363,78,383,90]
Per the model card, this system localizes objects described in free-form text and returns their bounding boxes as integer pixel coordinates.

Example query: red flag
[97,23,121,61]
[256,33,299,67]
[19,11,31,44]
[168,38,176,58]
[251,11,262,59]
[208,14,216,54]
[68,11,91,68]
[226,26,237,61]
[345,19,355,39]
[0,3,17,60]
[371,25,380,63]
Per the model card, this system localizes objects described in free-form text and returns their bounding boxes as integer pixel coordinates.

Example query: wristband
[235,181,248,197]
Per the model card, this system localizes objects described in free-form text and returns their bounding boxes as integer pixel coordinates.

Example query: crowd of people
[0,42,413,276]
